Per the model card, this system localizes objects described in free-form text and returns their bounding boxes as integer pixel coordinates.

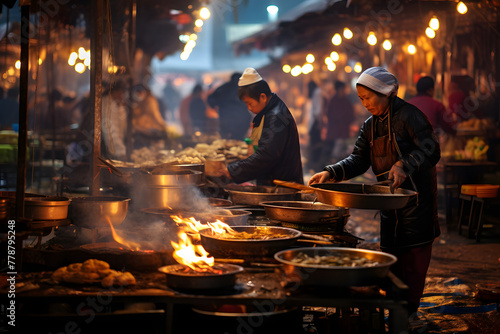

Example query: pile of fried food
[289,252,380,267]
[51,259,136,288]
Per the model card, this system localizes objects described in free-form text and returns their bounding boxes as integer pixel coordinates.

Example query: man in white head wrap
[218,67,303,186]
[309,66,441,318]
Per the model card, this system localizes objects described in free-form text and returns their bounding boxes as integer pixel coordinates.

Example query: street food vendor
[220,68,303,185]
[308,67,441,317]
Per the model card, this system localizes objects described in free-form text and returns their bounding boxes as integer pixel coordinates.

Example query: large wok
[274,180,417,210]
[260,201,349,224]
[199,226,302,257]
[274,247,397,287]
[224,184,299,206]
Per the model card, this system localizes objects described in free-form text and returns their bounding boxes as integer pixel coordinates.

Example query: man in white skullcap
[220,67,303,185]
[309,67,441,319]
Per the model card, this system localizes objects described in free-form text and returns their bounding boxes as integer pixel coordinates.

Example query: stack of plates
[475,185,499,198]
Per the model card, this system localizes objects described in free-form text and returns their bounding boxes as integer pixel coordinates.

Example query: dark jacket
[207,79,251,140]
[324,97,441,249]
[228,94,303,185]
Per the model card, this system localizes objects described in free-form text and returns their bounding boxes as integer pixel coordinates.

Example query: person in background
[408,76,456,136]
[101,80,128,160]
[0,87,19,130]
[306,79,331,172]
[161,78,181,121]
[309,67,441,318]
[178,90,193,136]
[189,83,207,134]
[207,72,251,140]
[324,80,355,164]
[221,68,303,185]
[131,84,168,149]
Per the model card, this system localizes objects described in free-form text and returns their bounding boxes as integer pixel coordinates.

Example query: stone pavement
[345,207,500,334]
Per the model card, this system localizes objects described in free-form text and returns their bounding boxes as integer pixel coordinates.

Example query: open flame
[105,216,154,252]
[169,215,235,273]
[171,231,217,272]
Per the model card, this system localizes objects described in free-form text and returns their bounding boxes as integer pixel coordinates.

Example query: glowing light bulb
[291,66,301,77]
[331,33,342,46]
[306,54,315,63]
[325,57,333,66]
[425,27,436,38]
[457,2,468,14]
[282,64,291,73]
[354,62,362,73]
[367,32,377,46]
[407,44,416,54]
[200,7,210,20]
[343,28,353,39]
[345,65,352,73]
[302,63,313,74]
[327,63,336,72]
[330,51,339,61]
[78,47,86,60]
[15,60,21,69]
[429,17,439,30]
[195,19,204,27]
[75,63,85,73]
[382,40,392,51]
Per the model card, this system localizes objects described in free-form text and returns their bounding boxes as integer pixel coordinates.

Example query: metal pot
[274,247,397,287]
[68,196,130,228]
[260,201,349,224]
[158,263,244,290]
[24,196,72,220]
[138,170,203,186]
[225,184,299,206]
[199,226,302,257]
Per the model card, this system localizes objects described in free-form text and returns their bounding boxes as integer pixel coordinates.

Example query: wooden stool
[457,193,473,236]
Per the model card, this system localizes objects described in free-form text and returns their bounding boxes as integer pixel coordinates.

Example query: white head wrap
[238,67,263,86]
[356,67,399,96]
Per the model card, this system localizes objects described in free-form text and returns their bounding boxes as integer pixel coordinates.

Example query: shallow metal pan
[199,226,302,257]
[310,182,417,210]
[260,201,348,224]
[224,184,299,206]
[274,247,397,287]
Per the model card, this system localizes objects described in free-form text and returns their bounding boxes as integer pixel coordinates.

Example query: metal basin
[225,184,299,206]
[24,196,71,220]
[68,196,130,228]
[260,201,348,224]
[274,247,397,287]
[199,226,301,258]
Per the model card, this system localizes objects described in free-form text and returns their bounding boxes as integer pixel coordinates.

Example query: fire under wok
[199,226,302,258]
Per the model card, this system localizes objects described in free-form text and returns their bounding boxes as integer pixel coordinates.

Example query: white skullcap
[356,67,399,96]
[238,67,263,86]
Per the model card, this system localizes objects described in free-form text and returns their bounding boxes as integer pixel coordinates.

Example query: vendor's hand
[388,161,407,189]
[307,171,331,186]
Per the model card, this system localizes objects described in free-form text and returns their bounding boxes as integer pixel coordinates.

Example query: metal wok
[273,180,417,210]
[310,182,417,210]
[260,201,349,224]
[224,184,299,206]
[199,226,302,257]
[274,247,397,287]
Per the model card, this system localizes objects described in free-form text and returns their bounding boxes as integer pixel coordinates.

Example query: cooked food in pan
[289,252,380,267]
